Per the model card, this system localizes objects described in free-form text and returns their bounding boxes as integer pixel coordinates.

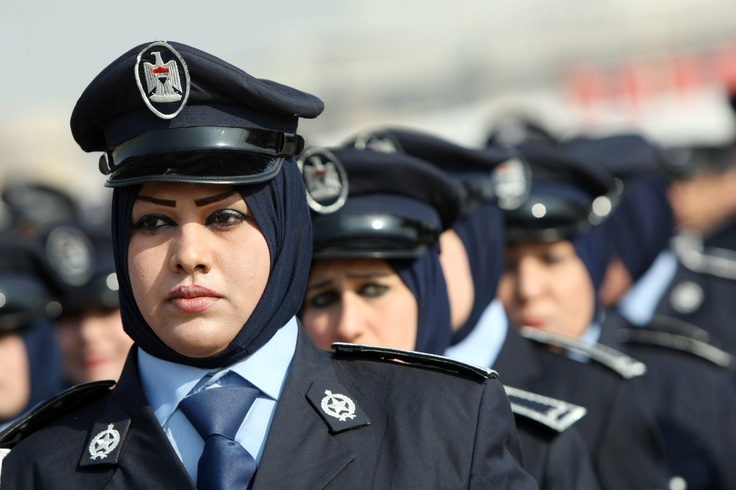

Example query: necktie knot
[178,385,261,490]
[180,385,260,440]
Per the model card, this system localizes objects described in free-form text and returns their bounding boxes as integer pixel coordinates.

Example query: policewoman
[40,220,133,386]
[493,140,671,490]
[302,138,599,490]
[0,41,535,489]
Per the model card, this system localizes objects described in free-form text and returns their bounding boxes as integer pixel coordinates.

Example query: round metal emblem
[320,390,356,422]
[298,147,349,214]
[88,424,121,460]
[46,226,94,286]
[491,155,531,210]
[134,41,191,120]
[669,281,704,314]
[351,130,402,153]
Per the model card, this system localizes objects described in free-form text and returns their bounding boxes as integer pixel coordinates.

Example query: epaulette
[504,385,587,433]
[648,314,723,347]
[0,380,115,449]
[331,342,497,381]
[519,326,647,379]
[618,327,733,368]
[674,234,736,281]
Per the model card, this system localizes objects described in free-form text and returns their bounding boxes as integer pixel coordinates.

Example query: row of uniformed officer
[0,40,536,489]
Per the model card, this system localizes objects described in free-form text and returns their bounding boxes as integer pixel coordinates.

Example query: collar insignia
[80,419,130,467]
[298,147,349,214]
[134,41,190,120]
[306,381,369,433]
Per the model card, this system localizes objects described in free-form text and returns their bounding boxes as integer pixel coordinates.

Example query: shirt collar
[139,317,298,427]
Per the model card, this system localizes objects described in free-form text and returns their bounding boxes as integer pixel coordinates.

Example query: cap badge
[88,423,121,460]
[320,390,356,422]
[298,147,349,214]
[351,130,402,153]
[135,41,190,119]
[492,155,531,210]
[46,225,95,287]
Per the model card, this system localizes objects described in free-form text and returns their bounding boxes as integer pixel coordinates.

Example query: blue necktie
[179,385,261,490]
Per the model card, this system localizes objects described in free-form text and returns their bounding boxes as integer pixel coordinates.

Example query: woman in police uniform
[0,40,535,489]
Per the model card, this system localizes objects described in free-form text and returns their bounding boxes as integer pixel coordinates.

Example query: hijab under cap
[112,160,312,368]
[451,201,506,344]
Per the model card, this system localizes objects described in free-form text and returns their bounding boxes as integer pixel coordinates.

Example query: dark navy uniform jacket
[494,323,668,490]
[1,327,536,489]
[508,400,601,490]
[602,309,736,490]
[653,221,736,356]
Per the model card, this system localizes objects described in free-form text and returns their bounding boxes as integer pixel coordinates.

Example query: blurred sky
[2,0,736,208]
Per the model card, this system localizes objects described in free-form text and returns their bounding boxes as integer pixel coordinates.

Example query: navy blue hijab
[19,318,65,414]
[450,202,506,344]
[390,251,452,355]
[111,160,312,369]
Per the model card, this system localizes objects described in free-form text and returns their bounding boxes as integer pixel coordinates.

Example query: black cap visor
[105,150,284,187]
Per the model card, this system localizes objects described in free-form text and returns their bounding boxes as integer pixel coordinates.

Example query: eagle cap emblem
[134,41,190,119]
[298,147,349,214]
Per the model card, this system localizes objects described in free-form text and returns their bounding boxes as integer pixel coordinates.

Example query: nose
[514,256,545,301]
[169,222,212,274]
[332,292,368,344]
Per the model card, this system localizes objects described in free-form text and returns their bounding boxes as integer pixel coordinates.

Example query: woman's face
[0,331,30,421]
[128,183,270,358]
[497,240,594,338]
[301,258,418,350]
[55,307,133,385]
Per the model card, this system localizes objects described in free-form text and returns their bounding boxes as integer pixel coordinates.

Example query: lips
[167,285,222,312]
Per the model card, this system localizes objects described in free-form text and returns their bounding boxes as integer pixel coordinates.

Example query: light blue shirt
[444,299,508,369]
[138,317,298,483]
[618,249,678,326]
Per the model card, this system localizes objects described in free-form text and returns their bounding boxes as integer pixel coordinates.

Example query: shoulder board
[504,385,587,433]
[618,327,733,368]
[331,342,497,381]
[0,380,115,449]
[649,314,723,347]
[674,235,736,280]
[519,326,647,379]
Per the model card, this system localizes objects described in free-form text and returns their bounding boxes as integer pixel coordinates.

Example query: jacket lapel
[253,328,363,489]
[99,349,195,490]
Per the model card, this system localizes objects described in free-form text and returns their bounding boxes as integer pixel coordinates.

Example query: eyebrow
[307,271,391,291]
[136,190,237,208]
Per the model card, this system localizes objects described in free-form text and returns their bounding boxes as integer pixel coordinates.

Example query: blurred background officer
[0,231,65,432]
[564,133,736,490]
[622,141,736,356]
[316,133,601,490]
[1,180,81,238]
[492,140,671,490]
[1,40,535,489]
[40,220,132,386]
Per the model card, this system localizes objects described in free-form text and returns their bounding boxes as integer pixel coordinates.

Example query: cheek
[557,270,596,335]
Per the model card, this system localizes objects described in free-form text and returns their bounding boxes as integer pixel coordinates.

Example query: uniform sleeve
[544,427,602,490]
[468,378,538,489]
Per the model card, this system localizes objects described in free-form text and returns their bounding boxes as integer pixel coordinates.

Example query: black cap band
[313,213,439,259]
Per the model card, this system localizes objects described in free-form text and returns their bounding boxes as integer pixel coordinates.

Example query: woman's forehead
[135,182,241,205]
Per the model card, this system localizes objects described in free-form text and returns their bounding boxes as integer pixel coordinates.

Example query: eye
[206,209,249,228]
[358,283,389,298]
[308,290,339,309]
[132,214,175,233]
